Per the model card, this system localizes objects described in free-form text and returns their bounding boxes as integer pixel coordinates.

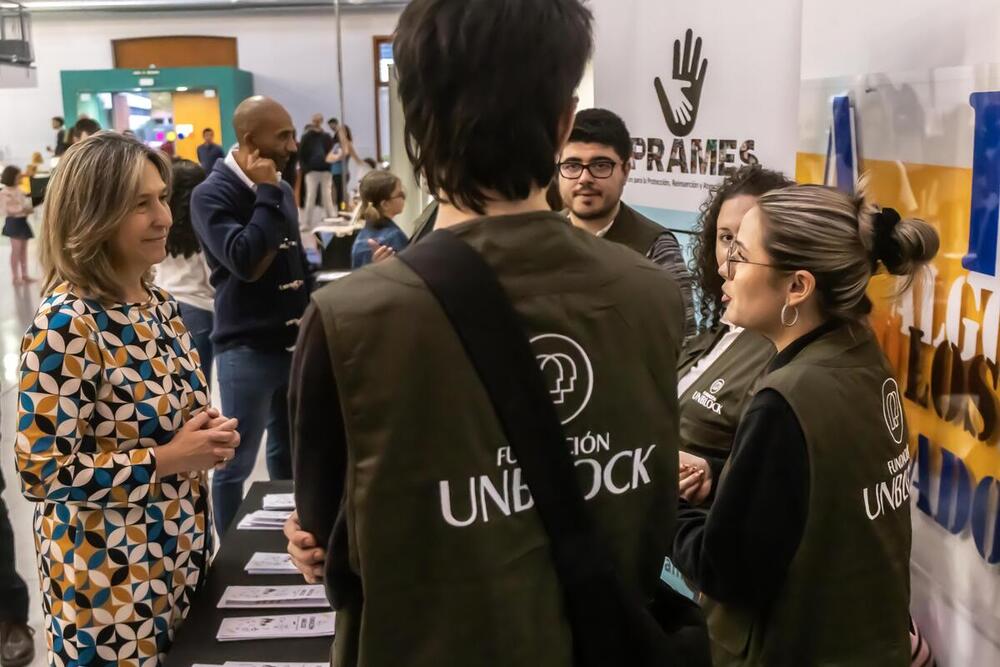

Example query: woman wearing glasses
[350,170,409,268]
[672,184,937,665]
[675,166,793,505]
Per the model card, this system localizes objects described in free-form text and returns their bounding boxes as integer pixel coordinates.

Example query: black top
[299,128,334,173]
[672,320,839,606]
[196,142,225,174]
[190,161,312,352]
[54,128,69,156]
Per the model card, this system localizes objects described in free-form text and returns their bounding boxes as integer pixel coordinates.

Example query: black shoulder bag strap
[398,229,709,667]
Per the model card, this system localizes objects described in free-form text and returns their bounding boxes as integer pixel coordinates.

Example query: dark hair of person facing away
[74,117,101,136]
[166,160,208,259]
[567,108,633,163]
[394,0,594,214]
[691,165,794,329]
[1,165,20,187]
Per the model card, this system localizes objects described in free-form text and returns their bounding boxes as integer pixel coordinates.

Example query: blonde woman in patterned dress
[15,132,241,666]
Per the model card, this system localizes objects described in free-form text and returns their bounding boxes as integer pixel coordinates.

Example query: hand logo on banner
[654,28,708,137]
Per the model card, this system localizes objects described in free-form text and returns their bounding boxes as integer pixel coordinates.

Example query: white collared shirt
[594,204,622,238]
[224,149,282,191]
[595,218,616,237]
[676,319,744,398]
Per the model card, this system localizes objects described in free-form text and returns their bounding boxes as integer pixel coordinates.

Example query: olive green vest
[677,327,775,460]
[313,212,684,667]
[707,324,912,667]
[603,202,667,255]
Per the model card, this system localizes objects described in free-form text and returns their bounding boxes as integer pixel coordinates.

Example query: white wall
[0,8,401,169]
[801,0,1000,79]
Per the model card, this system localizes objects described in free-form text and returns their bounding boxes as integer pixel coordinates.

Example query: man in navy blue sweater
[191,95,311,531]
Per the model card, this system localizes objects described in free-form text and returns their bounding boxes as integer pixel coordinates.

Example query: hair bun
[871,206,939,275]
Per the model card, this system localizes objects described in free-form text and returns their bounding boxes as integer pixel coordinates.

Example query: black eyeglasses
[558,160,618,179]
[725,242,792,279]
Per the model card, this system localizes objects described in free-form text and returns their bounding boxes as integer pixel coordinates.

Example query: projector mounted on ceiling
[0,2,33,66]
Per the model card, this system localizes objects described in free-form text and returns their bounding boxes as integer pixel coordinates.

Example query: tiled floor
[0,233,269,666]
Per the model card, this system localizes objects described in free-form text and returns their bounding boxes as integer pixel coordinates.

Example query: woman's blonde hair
[40,132,172,303]
[358,170,401,224]
[756,184,939,321]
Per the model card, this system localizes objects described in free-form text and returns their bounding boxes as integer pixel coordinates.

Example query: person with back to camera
[674,165,793,505]
[283,0,697,664]
[156,159,216,385]
[672,183,939,666]
[350,170,409,268]
[15,132,239,665]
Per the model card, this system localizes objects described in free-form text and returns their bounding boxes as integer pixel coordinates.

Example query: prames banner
[591,0,803,226]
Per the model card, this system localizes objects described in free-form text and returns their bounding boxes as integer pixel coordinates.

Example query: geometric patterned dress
[15,282,213,667]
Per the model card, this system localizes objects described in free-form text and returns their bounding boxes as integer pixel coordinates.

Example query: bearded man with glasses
[557,108,695,336]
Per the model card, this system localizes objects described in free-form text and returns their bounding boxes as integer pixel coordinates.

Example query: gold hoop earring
[781,304,799,327]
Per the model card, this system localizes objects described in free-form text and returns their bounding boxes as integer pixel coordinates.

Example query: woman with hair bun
[673,183,938,666]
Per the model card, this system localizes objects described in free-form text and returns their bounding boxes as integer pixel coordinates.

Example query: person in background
[48,116,69,156]
[350,170,409,268]
[326,116,342,208]
[157,159,216,385]
[17,131,239,666]
[283,128,299,193]
[673,184,938,665]
[160,140,176,159]
[1,165,35,285]
[286,0,688,664]
[338,125,365,205]
[299,112,337,228]
[557,107,696,337]
[73,117,101,142]
[675,165,792,505]
[328,124,346,210]
[191,95,311,532]
[197,127,225,174]
[25,152,44,179]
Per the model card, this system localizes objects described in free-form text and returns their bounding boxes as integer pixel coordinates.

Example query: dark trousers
[212,346,293,532]
[0,469,29,624]
[178,302,215,387]
[331,172,345,209]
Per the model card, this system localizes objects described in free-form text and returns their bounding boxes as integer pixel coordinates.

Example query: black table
[165,481,333,666]
[315,228,360,270]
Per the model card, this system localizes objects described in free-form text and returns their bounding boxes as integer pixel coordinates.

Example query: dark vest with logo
[603,202,667,255]
[707,324,912,666]
[312,212,684,667]
[677,326,775,459]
